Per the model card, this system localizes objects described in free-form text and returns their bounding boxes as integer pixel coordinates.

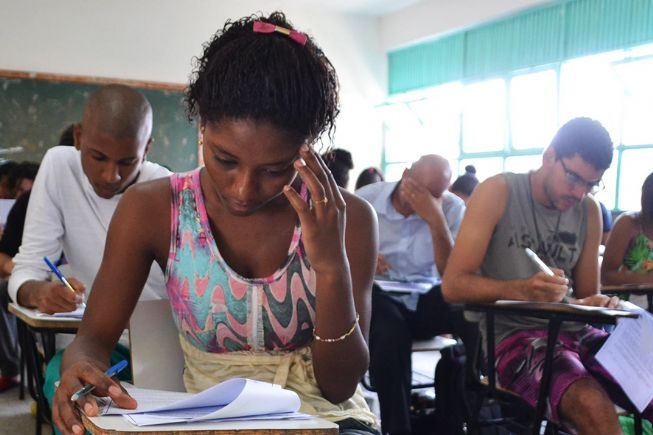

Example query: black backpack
[434,343,468,434]
[435,341,511,435]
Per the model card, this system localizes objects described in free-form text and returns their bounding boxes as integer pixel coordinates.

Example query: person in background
[449,164,479,204]
[0,161,18,199]
[52,12,379,435]
[7,161,40,199]
[601,171,653,305]
[323,148,354,189]
[355,167,384,190]
[599,201,612,246]
[0,161,40,277]
[356,154,471,435]
[443,117,653,434]
[0,161,40,392]
[8,84,171,421]
[58,123,78,146]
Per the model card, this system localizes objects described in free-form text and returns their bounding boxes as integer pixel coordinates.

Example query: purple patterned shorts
[495,326,652,424]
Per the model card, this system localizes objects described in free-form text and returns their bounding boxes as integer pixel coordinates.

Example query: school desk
[601,283,653,313]
[8,302,81,435]
[81,412,339,435]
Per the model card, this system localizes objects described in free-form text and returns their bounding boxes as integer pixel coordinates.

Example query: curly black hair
[450,165,478,197]
[185,11,340,146]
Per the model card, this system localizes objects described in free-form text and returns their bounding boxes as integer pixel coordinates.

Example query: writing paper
[596,305,653,412]
[99,378,304,426]
[375,279,434,294]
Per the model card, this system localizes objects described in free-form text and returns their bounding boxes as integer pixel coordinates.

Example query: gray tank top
[479,172,589,344]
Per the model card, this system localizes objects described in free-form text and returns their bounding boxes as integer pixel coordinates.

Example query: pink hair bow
[253,21,308,46]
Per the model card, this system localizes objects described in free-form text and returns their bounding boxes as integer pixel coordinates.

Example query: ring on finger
[316,197,329,205]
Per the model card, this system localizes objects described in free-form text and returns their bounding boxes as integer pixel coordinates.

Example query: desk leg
[16,322,53,435]
[532,318,562,435]
[18,324,25,400]
[486,313,496,393]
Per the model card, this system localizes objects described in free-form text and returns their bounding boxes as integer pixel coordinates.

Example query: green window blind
[389,0,653,95]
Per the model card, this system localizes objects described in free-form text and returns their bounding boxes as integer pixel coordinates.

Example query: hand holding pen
[524,248,571,303]
[43,256,86,310]
[71,360,128,401]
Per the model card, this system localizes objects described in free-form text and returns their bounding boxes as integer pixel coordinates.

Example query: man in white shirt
[9,84,170,311]
[8,84,171,415]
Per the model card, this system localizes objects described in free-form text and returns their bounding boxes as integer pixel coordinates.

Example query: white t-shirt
[8,146,171,303]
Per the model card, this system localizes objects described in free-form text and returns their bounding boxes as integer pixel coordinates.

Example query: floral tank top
[622,231,653,273]
[165,169,317,353]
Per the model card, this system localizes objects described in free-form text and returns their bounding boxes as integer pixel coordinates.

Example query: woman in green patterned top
[602,171,653,291]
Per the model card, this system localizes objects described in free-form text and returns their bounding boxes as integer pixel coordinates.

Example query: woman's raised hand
[283,145,347,275]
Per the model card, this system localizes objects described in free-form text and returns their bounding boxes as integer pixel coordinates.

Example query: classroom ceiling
[295,0,423,16]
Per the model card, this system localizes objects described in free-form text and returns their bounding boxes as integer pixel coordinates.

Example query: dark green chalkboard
[0,74,198,171]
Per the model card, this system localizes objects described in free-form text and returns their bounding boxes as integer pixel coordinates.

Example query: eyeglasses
[558,159,604,194]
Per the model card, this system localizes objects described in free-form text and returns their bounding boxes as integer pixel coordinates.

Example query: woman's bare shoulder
[341,189,376,222]
[123,176,171,201]
[117,176,172,221]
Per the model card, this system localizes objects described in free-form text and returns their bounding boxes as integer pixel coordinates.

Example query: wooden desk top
[601,283,653,294]
[8,302,81,330]
[82,413,339,435]
[464,300,638,324]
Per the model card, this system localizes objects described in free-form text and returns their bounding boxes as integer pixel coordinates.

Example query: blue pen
[70,360,129,401]
[43,256,85,306]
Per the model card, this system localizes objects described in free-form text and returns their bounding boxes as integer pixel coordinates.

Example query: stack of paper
[595,305,653,412]
[375,279,435,294]
[99,378,306,426]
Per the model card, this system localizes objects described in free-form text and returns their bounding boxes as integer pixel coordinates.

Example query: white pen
[524,248,554,276]
[524,247,571,302]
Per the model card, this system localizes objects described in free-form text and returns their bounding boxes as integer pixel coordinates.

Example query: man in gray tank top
[443,118,653,433]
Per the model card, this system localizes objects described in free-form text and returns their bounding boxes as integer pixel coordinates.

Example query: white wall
[0,0,387,182]
[0,0,560,184]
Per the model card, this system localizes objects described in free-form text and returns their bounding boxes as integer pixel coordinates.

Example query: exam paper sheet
[100,378,304,426]
[595,305,653,412]
[375,279,434,294]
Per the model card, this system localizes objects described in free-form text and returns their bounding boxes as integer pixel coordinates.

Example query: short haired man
[9,84,170,312]
[356,154,469,435]
[442,117,653,433]
[8,84,171,413]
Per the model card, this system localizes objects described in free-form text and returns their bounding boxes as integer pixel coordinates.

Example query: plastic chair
[361,334,457,392]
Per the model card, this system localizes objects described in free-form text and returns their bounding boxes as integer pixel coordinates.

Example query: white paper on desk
[102,378,302,426]
[0,198,15,225]
[595,306,653,412]
[37,306,85,319]
[495,300,632,316]
[52,306,85,318]
[123,411,309,426]
[375,279,434,294]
